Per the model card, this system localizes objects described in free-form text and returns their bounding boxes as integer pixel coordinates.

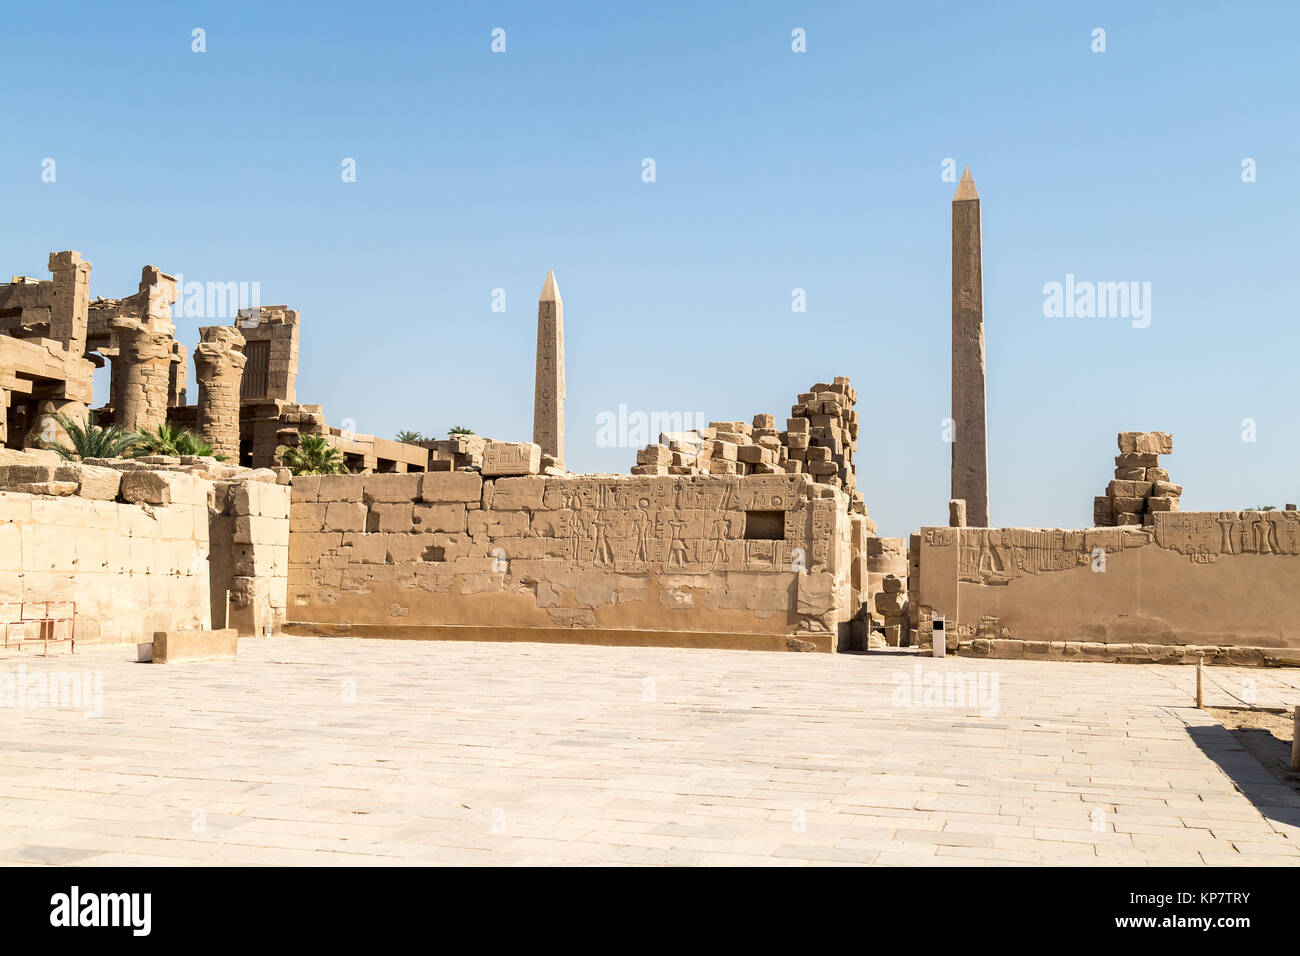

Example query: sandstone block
[419,471,482,503]
[361,474,421,503]
[1145,467,1171,482]
[52,463,121,500]
[152,628,237,664]
[412,503,468,534]
[1118,431,1173,455]
[481,441,541,476]
[636,445,671,466]
[367,502,414,533]
[323,501,367,532]
[1107,479,1153,498]
[1151,480,1183,497]
[316,475,366,502]
[1147,495,1180,512]
[491,476,545,510]
[1111,496,1146,515]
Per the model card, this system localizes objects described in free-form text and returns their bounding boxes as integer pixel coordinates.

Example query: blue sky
[4,1,1296,536]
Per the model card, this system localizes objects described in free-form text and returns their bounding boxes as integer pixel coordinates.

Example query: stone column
[195,327,247,459]
[110,319,175,433]
[0,386,7,447]
[533,270,565,468]
[951,166,989,527]
[47,251,91,356]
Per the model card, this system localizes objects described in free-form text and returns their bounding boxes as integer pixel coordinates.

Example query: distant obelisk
[533,270,565,468]
[951,167,989,527]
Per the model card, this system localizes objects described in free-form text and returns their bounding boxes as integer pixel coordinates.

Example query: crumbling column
[951,167,990,527]
[195,326,247,459]
[533,270,565,469]
[47,251,91,356]
[110,319,175,433]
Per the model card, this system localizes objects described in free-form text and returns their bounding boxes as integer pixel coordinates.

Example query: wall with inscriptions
[916,511,1300,652]
[286,472,857,651]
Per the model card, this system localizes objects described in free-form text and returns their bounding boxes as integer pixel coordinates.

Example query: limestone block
[637,445,672,466]
[1117,431,1173,455]
[949,498,967,528]
[491,476,545,510]
[1115,511,1142,526]
[481,441,541,476]
[1147,495,1180,512]
[1113,467,1148,481]
[1146,467,1171,482]
[419,470,482,503]
[1150,480,1183,497]
[1111,496,1146,515]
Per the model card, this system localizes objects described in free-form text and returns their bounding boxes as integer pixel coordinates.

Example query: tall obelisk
[951,167,989,527]
[533,270,565,468]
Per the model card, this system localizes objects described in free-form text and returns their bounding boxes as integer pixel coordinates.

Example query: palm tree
[49,412,139,461]
[395,429,425,443]
[279,434,347,475]
[448,426,474,436]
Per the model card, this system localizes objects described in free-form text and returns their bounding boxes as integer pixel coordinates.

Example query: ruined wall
[0,452,289,645]
[287,471,857,651]
[0,466,211,644]
[916,512,1300,661]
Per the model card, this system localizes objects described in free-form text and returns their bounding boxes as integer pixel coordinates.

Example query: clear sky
[4,1,1296,537]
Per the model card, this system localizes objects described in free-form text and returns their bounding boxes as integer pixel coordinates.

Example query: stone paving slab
[0,637,1297,866]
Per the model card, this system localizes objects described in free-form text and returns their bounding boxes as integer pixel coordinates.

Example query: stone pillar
[169,341,189,407]
[951,166,989,527]
[533,270,565,468]
[110,319,175,433]
[0,386,7,447]
[47,251,91,356]
[195,327,247,459]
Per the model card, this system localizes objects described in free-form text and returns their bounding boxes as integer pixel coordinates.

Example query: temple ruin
[2,177,1298,663]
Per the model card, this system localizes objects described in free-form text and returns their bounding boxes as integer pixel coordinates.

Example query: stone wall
[0,451,289,645]
[915,512,1300,662]
[286,471,858,651]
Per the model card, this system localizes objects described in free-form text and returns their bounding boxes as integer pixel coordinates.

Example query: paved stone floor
[1,636,1299,866]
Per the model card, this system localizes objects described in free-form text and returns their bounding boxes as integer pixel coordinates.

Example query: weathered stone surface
[1118,431,1173,455]
[419,471,482,503]
[152,628,237,664]
[481,441,541,477]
